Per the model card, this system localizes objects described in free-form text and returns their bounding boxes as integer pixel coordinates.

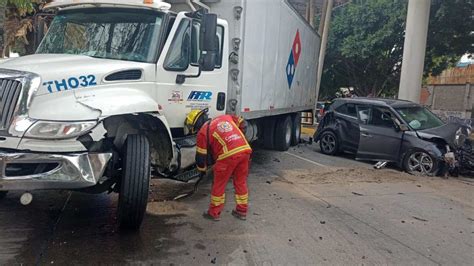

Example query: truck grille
[0,79,22,130]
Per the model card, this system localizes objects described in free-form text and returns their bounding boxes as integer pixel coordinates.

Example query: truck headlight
[25,121,98,139]
[8,116,37,137]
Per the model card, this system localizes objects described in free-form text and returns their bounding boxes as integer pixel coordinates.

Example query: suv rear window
[336,103,357,117]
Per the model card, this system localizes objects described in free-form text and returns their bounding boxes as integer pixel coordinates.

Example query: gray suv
[314,98,466,175]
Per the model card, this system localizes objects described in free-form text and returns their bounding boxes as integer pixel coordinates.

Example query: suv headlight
[25,121,98,139]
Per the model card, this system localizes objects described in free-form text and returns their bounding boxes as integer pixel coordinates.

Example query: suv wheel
[118,134,150,230]
[403,150,438,176]
[319,131,339,155]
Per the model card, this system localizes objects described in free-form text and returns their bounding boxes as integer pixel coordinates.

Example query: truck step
[169,168,201,183]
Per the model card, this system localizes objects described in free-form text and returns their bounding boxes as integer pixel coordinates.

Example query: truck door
[356,105,403,162]
[156,12,229,129]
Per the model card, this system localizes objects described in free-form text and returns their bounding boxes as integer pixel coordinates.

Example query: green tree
[320,0,473,99]
[1,0,50,56]
[425,0,473,76]
[1,0,36,15]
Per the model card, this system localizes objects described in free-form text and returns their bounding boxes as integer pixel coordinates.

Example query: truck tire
[0,191,7,200]
[291,112,301,146]
[262,117,277,150]
[274,115,292,151]
[118,134,150,230]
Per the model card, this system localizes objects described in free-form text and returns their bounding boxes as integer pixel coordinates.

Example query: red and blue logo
[286,30,302,89]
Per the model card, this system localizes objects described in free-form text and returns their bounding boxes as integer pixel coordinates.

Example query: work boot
[202,211,220,221]
[231,210,247,221]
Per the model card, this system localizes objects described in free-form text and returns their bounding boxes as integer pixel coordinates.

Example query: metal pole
[309,0,315,27]
[315,0,333,101]
[305,1,310,22]
[0,3,4,58]
[398,0,431,103]
[318,0,328,35]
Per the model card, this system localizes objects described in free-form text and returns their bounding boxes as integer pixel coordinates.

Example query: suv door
[334,103,360,153]
[356,105,404,162]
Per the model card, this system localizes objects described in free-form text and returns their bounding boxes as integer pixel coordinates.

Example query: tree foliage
[1,0,36,16]
[1,0,50,56]
[320,0,474,99]
[425,0,473,76]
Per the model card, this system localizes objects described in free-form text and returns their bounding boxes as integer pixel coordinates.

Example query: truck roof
[45,0,171,11]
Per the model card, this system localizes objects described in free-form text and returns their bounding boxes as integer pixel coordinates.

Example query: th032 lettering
[43,75,97,93]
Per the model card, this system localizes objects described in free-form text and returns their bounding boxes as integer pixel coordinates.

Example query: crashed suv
[314,98,472,176]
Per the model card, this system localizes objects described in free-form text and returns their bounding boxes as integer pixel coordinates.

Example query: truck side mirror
[199,13,218,71]
[176,13,218,84]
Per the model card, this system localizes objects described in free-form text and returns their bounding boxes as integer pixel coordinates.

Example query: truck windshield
[37,8,163,63]
[395,106,445,130]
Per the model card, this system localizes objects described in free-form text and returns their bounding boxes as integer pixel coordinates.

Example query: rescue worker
[186,109,252,221]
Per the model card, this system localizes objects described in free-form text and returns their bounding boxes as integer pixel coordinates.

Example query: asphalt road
[1,142,473,265]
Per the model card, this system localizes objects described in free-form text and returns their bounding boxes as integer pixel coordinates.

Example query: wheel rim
[285,121,292,145]
[321,133,336,153]
[408,152,433,174]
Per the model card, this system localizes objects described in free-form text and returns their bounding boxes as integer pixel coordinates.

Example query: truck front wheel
[0,191,7,200]
[118,134,151,230]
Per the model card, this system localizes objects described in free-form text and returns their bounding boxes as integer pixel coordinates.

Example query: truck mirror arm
[176,67,202,84]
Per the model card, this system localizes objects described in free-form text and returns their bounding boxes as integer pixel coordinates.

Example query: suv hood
[417,123,462,147]
[0,54,150,96]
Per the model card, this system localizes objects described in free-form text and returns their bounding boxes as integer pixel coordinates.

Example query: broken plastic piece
[374,161,388,169]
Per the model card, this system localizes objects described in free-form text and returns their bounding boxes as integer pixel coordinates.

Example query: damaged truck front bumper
[0,152,112,191]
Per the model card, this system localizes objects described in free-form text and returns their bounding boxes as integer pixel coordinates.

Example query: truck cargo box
[170,0,321,119]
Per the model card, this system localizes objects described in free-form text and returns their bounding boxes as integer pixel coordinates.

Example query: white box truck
[0,0,320,229]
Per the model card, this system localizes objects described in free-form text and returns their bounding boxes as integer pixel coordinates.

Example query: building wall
[423,84,473,120]
[421,64,474,121]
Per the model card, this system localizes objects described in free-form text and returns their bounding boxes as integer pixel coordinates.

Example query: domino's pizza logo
[286,30,302,89]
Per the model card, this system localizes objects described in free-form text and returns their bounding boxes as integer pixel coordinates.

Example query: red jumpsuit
[196,115,252,218]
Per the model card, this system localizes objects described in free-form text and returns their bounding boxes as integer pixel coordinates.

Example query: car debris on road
[373,161,388,169]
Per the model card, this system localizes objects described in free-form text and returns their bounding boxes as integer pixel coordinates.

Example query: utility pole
[318,0,328,35]
[309,0,315,27]
[398,0,431,103]
[315,0,333,101]
[0,2,4,58]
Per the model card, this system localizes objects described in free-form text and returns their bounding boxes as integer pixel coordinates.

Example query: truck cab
[0,0,319,229]
[0,0,228,229]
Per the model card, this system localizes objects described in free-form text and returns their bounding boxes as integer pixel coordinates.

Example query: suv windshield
[395,106,444,130]
[37,8,163,63]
